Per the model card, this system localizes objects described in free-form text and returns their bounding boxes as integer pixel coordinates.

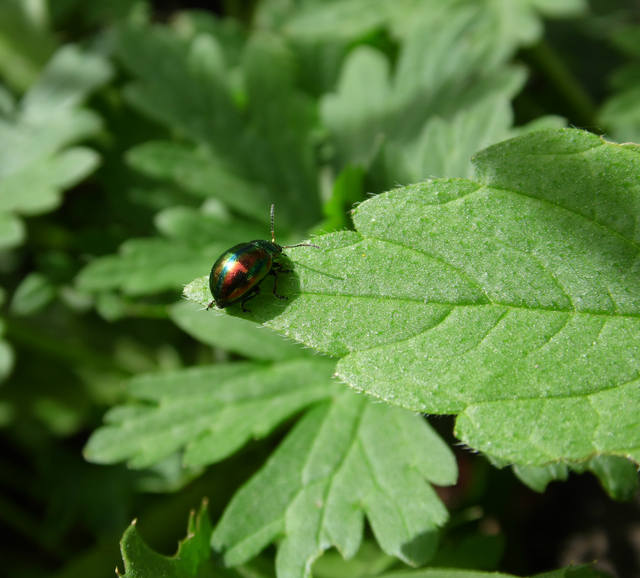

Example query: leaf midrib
[297,291,640,318]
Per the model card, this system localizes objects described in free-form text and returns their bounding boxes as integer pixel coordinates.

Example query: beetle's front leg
[240,285,260,312]
[269,268,288,300]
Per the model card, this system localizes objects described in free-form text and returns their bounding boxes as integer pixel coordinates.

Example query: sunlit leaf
[84,357,338,468]
[212,390,456,575]
[186,129,640,468]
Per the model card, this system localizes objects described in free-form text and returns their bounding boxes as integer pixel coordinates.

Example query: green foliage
[85,357,339,468]
[213,391,456,575]
[118,500,215,578]
[0,287,13,382]
[0,44,111,249]
[600,25,640,143]
[1,2,638,578]
[187,128,640,471]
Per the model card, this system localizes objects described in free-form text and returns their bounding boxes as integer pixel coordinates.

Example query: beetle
[208,205,319,312]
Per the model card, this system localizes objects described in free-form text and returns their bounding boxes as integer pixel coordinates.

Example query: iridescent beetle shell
[207,205,319,312]
[209,240,281,308]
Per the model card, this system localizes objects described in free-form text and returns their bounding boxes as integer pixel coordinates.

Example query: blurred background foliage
[0,0,639,577]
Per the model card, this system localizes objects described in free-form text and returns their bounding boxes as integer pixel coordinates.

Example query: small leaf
[212,390,456,576]
[0,44,110,248]
[20,44,113,122]
[84,357,338,468]
[312,165,364,234]
[10,272,56,315]
[600,82,640,144]
[118,500,214,578]
[0,211,25,249]
[76,206,279,296]
[117,24,322,231]
[320,6,528,188]
[127,141,271,221]
[76,238,218,296]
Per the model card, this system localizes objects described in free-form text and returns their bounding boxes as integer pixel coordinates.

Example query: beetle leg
[273,260,292,273]
[206,300,215,310]
[240,285,260,312]
[269,269,288,300]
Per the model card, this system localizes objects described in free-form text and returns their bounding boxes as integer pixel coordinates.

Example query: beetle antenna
[282,242,321,249]
[270,204,276,243]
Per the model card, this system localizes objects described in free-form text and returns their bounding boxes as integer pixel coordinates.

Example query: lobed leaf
[319,5,530,188]
[126,141,271,222]
[118,500,215,578]
[186,128,640,468]
[281,0,584,47]
[76,208,275,297]
[84,357,338,468]
[117,24,321,232]
[0,44,111,247]
[212,389,456,576]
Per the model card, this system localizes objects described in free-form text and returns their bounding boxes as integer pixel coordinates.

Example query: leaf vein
[484,183,640,252]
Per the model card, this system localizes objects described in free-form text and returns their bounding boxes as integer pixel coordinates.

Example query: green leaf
[388,91,518,181]
[212,390,456,575]
[600,25,640,143]
[118,500,214,578]
[10,272,56,315]
[312,165,364,234]
[320,5,528,185]
[312,541,396,578]
[169,301,308,361]
[0,147,99,214]
[240,33,321,227]
[0,211,25,249]
[76,208,270,297]
[429,533,504,572]
[0,288,13,383]
[20,44,112,122]
[185,128,640,468]
[0,44,111,247]
[513,455,639,500]
[127,141,271,222]
[76,238,215,296]
[600,82,640,144]
[281,0,584,45]
[117,23,241,153]
[117,24,321,231]
[371,565,609,578]
[0,0,57,91]
[584,455,639,501]
[84,357,338,468]
[512,462,569,493]
[0,337,13,383]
